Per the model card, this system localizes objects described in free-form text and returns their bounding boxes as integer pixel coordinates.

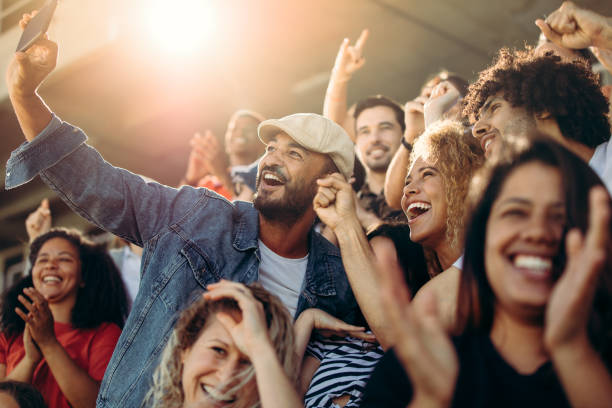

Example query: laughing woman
[362,139,612,407]
[145,281,300,408]
[0,228,129,408]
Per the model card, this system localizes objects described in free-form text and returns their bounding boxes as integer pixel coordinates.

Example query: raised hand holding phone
[16,0,58,52]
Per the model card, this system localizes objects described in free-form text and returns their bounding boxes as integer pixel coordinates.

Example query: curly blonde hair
[143,283,297,408]
[410,120,485,251]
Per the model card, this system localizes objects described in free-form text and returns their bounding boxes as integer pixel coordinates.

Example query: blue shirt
[5,116,358,407]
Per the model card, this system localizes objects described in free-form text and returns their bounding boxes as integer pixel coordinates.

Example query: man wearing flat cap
[5,33,358,407]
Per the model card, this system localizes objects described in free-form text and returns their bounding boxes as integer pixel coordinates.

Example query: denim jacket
[6,117,358,407]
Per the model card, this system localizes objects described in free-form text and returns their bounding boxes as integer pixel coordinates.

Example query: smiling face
[254,132,332,223]
[225,114,264,161]
[485,162,566,318]
[472,95,539,159]
[31,237,82,305]
[355,106,403,173]
[181,313,254,407]
[402,157,448,249]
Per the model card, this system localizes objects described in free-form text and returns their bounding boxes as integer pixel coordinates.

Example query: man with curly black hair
[463,48,612,192]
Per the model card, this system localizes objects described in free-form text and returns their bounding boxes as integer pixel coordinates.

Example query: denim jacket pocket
[181,242,220,288]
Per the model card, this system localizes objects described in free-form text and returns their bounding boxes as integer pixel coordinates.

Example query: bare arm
[545,188,612,407]
[384,98,425,209]
[315,174,393,348]
[206,281,302,408]
[384,142,411,209]
[412,267,461,335]
[536,2,612,50]
[293,308,374,396]
[5,327,41,384]
[39,341,100,408]
[323,29,369,142]
[17,288,99,408]
[6,14,56,141]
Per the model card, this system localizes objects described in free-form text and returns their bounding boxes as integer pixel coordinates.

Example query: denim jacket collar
[231,204,338,298]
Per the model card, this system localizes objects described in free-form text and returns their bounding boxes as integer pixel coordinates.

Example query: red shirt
[0,322,121,408]
[197,175,233,200]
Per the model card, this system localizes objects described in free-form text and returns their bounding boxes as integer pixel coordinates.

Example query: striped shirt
[304,333,384,408]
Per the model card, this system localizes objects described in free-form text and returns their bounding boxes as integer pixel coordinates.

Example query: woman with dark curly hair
[362,139,612,407]
[144,281,300,408]
[0,228,129,408]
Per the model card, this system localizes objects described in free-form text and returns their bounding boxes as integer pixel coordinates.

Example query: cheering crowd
[1,1,612,407]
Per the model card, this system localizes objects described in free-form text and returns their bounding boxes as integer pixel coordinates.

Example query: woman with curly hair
[362,138,612,407]
[403,120,485,273]
[0,228,129,408]
[144,280,300,408]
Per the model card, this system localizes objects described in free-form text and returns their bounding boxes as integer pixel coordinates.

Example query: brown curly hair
[463,48,610,149]
[410,120,485,250]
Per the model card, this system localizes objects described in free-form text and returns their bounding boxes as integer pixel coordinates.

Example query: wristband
[401,137,412,151]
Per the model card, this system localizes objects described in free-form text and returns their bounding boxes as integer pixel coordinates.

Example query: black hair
[354,95,406,133]
[0,381,46,408]
[458,138,612,365]
[463,48,610,148]
[1,228,129,339]
[367,222,430,295]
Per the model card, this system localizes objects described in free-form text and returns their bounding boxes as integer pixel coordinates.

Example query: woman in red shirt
[0,228,129,408]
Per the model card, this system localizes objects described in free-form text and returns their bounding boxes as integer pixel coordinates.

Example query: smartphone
[16,0,58,52]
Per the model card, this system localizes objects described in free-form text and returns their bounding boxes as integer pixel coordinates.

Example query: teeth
[202,384,235,402]
[406,202,432,220]
[484,138,493,151]
[43,276,61,283]
[263,173,283,183]
[514,255,551,271]
[407,202,432,212]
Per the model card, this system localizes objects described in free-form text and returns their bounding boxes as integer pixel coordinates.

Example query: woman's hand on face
[22,324,42,364]
[545,187,610,353]
[204,281,272,357]
[15,287,56,349]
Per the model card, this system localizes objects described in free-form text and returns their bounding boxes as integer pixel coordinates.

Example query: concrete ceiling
[1,0,612,250]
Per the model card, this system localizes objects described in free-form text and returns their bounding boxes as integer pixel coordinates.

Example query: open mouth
[480,133,496,154]
[201,384,236,405]
[42,275,62,284]
[510,254,553,278]
[406,202,432,222]
[261,171,286,187]
[367,146,389,158]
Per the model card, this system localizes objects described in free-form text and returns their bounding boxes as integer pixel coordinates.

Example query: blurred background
[0,0,611,289]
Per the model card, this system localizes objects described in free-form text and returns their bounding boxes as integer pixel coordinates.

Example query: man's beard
[254,166,317,224]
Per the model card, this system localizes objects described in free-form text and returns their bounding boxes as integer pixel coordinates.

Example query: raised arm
[204,281,302,408]
[314,173,393,348]
[5,16,216,247]
[323,29,369,142]
[384,97,425,209]
[16,288,101,408]
[6,12,55,141]
[545,187,612,407]
[536,1,612,72]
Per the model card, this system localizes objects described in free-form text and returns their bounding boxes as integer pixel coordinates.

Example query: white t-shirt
[452,255,464,271]
[119,246,142,303]
[258,239,308,317]
[590,137,612,195]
